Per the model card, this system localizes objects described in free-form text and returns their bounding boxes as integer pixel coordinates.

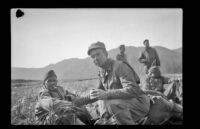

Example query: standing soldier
[85,41,150,125]
[138,39,160,75]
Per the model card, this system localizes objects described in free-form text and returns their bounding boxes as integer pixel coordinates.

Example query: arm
[72,77,104,107]
[144,76,151,90]
[154,49,160,66]
[116,54,120,61]
[102,63,144,99]
[162,76,171,84]
[124,54,128,63]
[138,51,147,64]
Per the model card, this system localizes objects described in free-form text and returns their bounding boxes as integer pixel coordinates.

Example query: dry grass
[11,74,182,125]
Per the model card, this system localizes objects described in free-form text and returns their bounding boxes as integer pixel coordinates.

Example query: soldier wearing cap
[144,66,170,93]
[116,44,140,85]
[85,41,150,125]
[138,39,160,75]
[34,70,92,125]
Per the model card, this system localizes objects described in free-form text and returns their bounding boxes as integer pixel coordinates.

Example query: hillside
[11,46,182,80]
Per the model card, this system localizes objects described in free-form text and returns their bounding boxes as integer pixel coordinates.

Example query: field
[11,74,182,125]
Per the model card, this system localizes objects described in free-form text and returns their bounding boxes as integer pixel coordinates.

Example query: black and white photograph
[11,8,182,125]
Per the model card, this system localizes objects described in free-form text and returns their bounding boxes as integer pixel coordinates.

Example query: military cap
[148,66,161,77]
[119,44,125,48]
[87,41,106,55]
[43,70,57,83]
[143,39,149,44]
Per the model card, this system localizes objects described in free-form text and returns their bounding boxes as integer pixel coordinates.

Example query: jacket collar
[101,58,113,73]
[42,84,58,92]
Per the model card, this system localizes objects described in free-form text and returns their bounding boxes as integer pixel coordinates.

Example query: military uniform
[145,76,170,93]
[79,58,149,125]
[85,41,150,124]
[144,66,170,93]
[34,85,91,125]
[116,53,128,63]
[138,47,160,74]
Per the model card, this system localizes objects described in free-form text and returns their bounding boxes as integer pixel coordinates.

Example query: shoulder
[140,49,146,53]
[116,54,121,59]
[55,85,65,91]
[39,88,48,95]
[151,47,158,52]
[113,60,131,73]
[112,59,122,69]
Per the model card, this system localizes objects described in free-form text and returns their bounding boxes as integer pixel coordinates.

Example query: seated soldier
[84,41,150,125]
[34,70,92,125]
[144,66,182,104]
[144,66,172,93]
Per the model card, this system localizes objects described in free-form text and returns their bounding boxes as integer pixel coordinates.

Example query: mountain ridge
[12,45,182,80]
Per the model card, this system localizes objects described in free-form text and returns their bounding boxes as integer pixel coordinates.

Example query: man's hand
[140,59,148,64]
[90,89,107,100]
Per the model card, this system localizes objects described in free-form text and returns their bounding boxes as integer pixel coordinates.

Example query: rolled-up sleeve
[138,51,147,63]
[104,63,144,99]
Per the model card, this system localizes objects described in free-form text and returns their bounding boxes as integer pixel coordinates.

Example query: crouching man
[34,70,92,125]
[85,41,150,125]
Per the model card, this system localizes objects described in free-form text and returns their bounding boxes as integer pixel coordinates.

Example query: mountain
[11,46,182,80]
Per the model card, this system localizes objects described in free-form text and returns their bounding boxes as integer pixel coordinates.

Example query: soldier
[144,66,171,93]
[138,39,160,75]
[116,44,128,63]
[86,41,150,125]
[144,66,183,108]
[34,70,92,125]
[144,65,182,104]
[116,44,140,85]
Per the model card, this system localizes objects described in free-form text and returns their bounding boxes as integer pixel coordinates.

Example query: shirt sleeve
[38,90,52,100]
[154,48,160,66]
[116,54,120,60]
[104,63,144,99]
[138,51,147,63]
[144,76,151,90]
[163,76,171,84]
[73,95,98,107]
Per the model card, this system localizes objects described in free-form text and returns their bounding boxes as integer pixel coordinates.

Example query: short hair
[143,39,149,45]
[119,44,125,49]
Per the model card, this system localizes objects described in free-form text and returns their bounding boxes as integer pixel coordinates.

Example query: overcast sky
[11,8,182,68]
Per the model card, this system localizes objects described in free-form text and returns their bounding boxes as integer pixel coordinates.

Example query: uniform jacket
[116,53,128,63]
[138,47,160,69]
[34,85,91,124]
[144,76,170,93]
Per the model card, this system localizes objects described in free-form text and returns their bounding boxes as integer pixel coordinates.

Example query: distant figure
[34,70,92,125]
[116,44,128,63]
[116,44,140,84]
[138,39,160,74]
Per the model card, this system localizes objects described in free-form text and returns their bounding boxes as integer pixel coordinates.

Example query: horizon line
[12,45,182,69]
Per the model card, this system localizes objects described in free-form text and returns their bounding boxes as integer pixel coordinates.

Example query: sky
[11,8,182,68]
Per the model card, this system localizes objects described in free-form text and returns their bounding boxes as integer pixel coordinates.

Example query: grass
[11,74,182,125]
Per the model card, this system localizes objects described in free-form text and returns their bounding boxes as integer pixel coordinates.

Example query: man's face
[120,46,125,53]
[144,41,149,48]
[45,76,57,90]
[90,48,107,67]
